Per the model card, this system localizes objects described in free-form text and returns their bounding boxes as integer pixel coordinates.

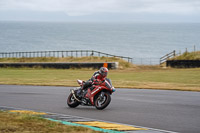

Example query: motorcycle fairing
[85,85,112,105]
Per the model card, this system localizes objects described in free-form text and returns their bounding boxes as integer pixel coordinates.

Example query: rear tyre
[67,93,80,108]
[94,92,111,110]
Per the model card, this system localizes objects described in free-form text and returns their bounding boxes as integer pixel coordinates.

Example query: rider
[76,67,109,97]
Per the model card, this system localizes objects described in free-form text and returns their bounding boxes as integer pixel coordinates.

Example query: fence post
[66,51,68,57]
[53,51,55,57]
[61,51,64,58]
[90,50,94,56]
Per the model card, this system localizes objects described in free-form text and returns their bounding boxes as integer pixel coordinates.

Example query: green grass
[0,67,200,91]
[0,111,102,133]
[171,51,200,60]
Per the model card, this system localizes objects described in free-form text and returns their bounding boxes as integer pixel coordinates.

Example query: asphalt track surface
[0,85,200,133]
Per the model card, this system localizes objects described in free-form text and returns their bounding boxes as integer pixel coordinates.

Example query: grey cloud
[0,0,200,16]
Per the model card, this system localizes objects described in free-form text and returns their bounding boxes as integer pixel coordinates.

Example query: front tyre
[67,93,80,108]
[95,92,111,110]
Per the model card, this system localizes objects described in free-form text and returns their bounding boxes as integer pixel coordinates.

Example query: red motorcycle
[67,78,115,110]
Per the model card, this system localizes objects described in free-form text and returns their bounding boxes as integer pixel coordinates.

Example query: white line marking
[0,105,178,133]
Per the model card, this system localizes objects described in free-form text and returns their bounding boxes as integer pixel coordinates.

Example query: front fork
[99,92,105,100]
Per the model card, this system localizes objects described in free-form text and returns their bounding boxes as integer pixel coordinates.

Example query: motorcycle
[67,78,115,110]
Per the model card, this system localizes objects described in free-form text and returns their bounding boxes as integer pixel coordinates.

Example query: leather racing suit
[77,70,112,97]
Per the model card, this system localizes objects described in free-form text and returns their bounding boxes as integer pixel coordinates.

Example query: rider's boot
[76,81,92,97]
[76,83,85,97]
[76,88,82,97]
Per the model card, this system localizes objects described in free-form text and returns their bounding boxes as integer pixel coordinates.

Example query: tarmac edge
[0,106,178,133]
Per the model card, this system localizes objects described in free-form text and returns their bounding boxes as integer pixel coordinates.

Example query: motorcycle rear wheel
[67,93,80,108]
[94,92,111,110]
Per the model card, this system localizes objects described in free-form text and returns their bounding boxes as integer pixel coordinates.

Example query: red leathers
[81,67,109,91]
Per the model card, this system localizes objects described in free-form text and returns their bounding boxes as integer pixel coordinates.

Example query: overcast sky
[0,0,200,22]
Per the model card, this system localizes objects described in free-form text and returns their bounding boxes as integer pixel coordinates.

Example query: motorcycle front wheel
[67,93,80,108]
[94,92,111,110]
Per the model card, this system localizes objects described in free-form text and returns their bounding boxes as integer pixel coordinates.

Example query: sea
[0,21,200,64]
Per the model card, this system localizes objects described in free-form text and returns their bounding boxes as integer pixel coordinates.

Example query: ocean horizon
[0,21,199,64]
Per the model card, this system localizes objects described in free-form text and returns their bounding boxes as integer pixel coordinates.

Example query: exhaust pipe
[71,89,81,102]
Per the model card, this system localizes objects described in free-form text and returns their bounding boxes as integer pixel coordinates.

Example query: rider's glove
[92,79,101,85]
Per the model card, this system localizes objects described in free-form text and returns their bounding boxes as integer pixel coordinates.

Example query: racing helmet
[99,67,108,78]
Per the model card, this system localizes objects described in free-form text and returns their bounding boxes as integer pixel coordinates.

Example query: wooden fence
[0,50,133,63]
[160,50,176,65]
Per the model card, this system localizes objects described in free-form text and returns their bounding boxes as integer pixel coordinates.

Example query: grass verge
[0,110,102,133]
[0,56,133,69]
[171,51,200,60]
[0,67,200,91]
